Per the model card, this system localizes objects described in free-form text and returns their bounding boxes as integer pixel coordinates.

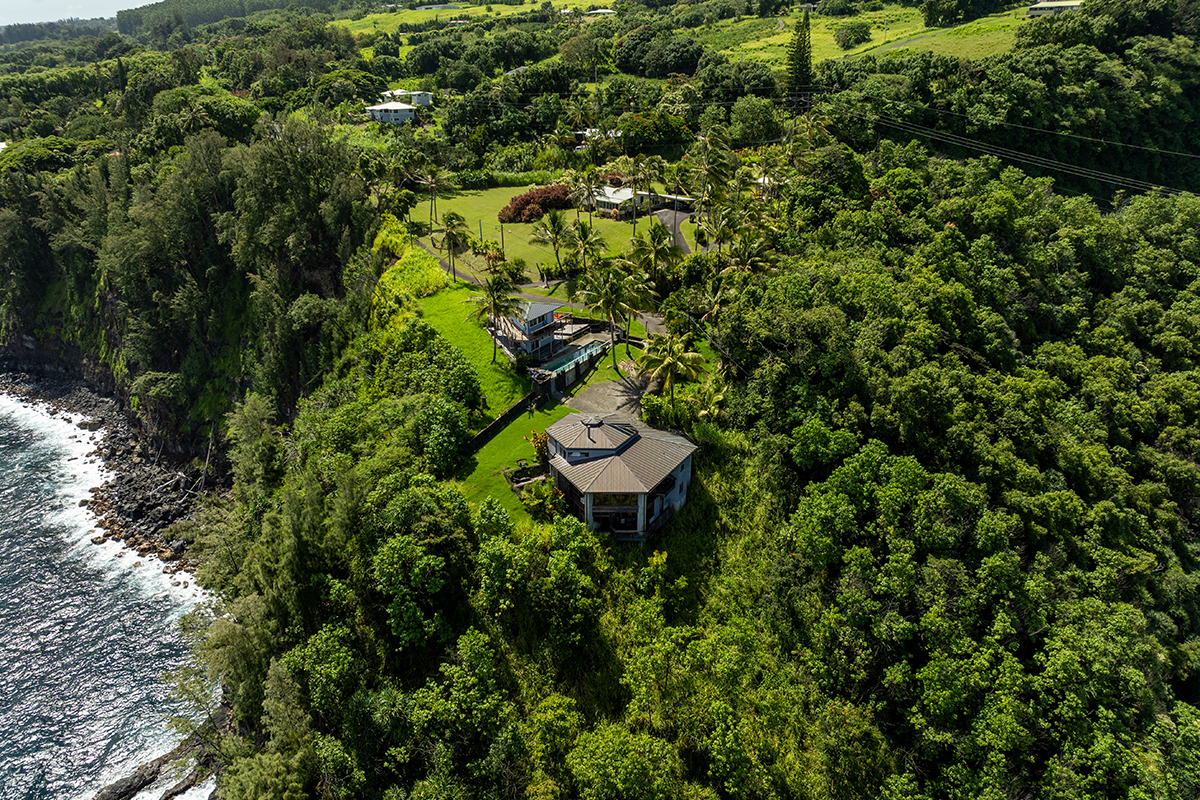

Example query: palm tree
[729,166,757,212]
[576,266,632,371]
[416,165,456,233]
[618,263,657,358]
[756,148,788,200]
[566,167,601,224]
[565,95,593,130]
[687,128,735,219]
[630,220,682,291]
[572,220,607,275]
[629,154,666,233]
[691,377,725,422]
[466,274,520,364]
[440,211,472,282]
[179,102,211,133]
[698,204,740,258]
[529,208,574,285]
[722,230,777,278]
[696,280,730,327]
[637,333,706,409]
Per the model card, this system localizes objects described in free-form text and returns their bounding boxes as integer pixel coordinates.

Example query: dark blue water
[0,396,208,800]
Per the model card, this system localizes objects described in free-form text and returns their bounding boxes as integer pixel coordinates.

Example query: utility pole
[884,16,888,43]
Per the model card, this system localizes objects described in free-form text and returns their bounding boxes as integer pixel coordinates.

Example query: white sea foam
[0,394,206,612]
[0,393,211,798]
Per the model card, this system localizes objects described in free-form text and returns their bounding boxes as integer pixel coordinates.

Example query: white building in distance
[381,89,432,106]
[365,101,416,124]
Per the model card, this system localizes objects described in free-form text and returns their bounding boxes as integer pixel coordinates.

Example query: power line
[848,110,1187,195]
[848,90,1200,161]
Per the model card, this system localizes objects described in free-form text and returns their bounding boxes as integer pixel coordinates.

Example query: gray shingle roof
[520,300,565,322]
[548,414,696,494]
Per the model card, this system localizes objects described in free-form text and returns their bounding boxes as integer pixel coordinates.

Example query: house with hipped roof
[546,413,696,540]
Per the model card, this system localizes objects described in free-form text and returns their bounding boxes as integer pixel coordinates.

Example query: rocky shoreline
[0,372,202,578]
[1,371,222,799]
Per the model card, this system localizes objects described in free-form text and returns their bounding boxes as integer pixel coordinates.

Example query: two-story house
[498,300,564,362]
[364,101,416,124]
[546,414,697,540]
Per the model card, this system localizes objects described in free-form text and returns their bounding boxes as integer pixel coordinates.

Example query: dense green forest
[3,0,1200,797]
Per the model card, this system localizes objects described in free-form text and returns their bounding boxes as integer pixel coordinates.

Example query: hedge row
[497,184,572,223]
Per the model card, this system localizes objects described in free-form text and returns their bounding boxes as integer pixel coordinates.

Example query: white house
[1026,1,1081,15]
[584,186,658,213]
[365,101,416,124]
[546,414,697,540]
[498,300,564,361]
[382,89,432,106]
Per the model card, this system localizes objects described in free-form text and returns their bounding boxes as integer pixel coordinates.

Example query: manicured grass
[456,400,574,520]
[427,188,651,275]
[418,284,531,422]
[522,280,576,301]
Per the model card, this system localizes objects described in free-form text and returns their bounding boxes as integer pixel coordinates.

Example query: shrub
[521,478,566,521]
[492,169,558,187]
[818,0,858,14]
[834,21,872,49]
[497,184,573,223]
[525,429,550,462]
[453,168,493,189]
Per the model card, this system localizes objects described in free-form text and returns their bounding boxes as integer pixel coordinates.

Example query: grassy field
[455,400,574,520]
[704,3,1031,67]
[428,187,650,273]
[340,0,601,37]
[418,283,531,420]
[879,8,1025,59]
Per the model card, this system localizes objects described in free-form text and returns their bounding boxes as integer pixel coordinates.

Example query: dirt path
[418,240,482,285]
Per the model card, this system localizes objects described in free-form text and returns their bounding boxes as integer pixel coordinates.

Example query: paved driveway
[566,374,656,417]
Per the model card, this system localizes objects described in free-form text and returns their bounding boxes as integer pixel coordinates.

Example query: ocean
[0,395,213,800]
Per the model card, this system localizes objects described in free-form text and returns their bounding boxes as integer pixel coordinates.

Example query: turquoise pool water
[542,340,606,373]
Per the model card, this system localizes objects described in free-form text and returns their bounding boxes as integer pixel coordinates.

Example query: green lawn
[879,8,1025,59]
[418,284,531,422]
[427,187,655,276]
[522,281,576,301]
[456,400,574,520]
[705,3,1028,67]
[340,0,599,37]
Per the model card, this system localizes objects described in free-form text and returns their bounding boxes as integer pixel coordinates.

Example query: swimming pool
[541,340,607,374]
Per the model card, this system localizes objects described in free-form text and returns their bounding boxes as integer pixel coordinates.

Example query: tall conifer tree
[787,11,813,94]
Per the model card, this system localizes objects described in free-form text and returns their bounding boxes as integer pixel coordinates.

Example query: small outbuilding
[546,414,697,540]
